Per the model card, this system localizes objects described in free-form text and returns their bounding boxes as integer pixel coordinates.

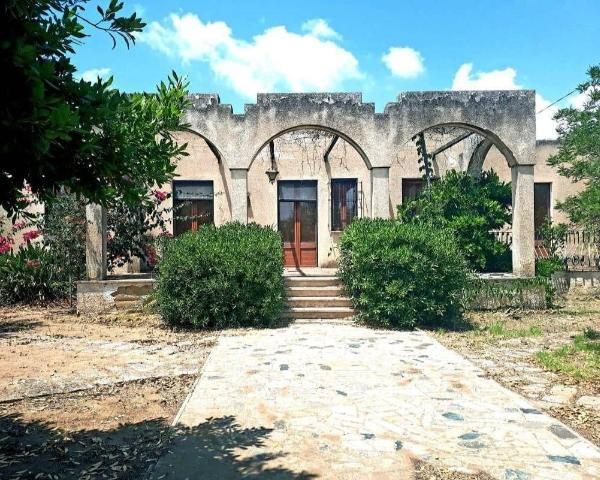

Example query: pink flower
[22,229,40,243]
[153,190,168,202]
[0,235,13,254]
[12,220,27,232]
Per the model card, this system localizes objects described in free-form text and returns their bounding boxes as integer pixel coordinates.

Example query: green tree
[1,0,189,217]
[548,65,600,240]
[397,170,512,272]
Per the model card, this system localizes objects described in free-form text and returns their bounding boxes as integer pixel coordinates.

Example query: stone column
[85,203,107,280]
[230,168,248,224]
[371,167,391,219]
[511,165,535,277]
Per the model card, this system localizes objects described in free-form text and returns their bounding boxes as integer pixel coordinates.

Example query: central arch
[249,124,373,170]
[248,126,372,268]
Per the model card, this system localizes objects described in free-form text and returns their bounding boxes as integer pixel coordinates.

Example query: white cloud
[451,63,518,91]
[382,47,424,79]
[79,67,111,83]
[301,19,341,40]
[535,94,560,140]
[451,63,561,139]
[139,14,362,98]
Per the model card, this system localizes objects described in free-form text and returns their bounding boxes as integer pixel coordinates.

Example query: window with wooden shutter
[173,181,214,235]
[331,179,357,231]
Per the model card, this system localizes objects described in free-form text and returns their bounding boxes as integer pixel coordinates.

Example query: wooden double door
[278,181,318,267]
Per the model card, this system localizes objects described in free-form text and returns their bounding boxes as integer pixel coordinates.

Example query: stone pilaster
[85,203,107,280]
[511,165,535,276]
[371,167,391,219]
[230,168,249,223]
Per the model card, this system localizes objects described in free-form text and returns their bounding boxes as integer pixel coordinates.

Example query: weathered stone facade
[84,90,545,277]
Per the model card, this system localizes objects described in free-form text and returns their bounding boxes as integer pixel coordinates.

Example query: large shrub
[155,222,284,329]
[338,218,470,329]
[0,244,64,304]
[397,170,512,272]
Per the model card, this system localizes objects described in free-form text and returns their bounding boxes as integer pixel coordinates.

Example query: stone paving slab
[151,323,600,479]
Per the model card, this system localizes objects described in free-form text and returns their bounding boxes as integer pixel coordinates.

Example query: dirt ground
[434,288,600,447]
[0,307,215,479]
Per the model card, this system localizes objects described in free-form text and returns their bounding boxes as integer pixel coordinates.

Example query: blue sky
[73,0,599,138]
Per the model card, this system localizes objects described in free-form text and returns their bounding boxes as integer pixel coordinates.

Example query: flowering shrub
[107,192,172,270]
[0,244,63,304]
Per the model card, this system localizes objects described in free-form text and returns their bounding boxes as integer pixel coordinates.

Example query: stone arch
[416,122,518,169]
[248,124,372,170]
[466,137,495,177]
[182,127,225,163]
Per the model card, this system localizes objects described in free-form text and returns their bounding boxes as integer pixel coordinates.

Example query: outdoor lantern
[265,166,279,183]
[266,140,279,182]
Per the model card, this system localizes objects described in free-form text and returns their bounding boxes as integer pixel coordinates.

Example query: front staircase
[282,269,355,323]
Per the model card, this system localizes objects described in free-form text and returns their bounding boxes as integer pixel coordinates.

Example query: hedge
[154,222,284,329]
[338,218,470,329]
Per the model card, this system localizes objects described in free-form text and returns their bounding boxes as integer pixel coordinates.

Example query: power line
[536,88,578,114]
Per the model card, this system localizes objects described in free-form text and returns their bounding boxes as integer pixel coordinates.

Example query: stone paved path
[151,323,600,479]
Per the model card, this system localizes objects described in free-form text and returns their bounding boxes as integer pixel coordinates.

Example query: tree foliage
[548,65,600,239]
[1,0,189,216]
[397,170,512,272]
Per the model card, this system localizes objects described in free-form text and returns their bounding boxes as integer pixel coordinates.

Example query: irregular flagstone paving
[152,323,600,480]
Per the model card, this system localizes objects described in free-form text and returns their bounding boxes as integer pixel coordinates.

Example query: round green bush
[155,222,284,329]
[338,218,470,329]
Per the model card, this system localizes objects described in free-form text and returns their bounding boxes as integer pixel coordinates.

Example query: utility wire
[536,88,578,114]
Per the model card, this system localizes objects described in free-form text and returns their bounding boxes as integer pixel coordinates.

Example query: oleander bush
[155,222,285,329]
[338,218,470,329]
[0,244,64,304]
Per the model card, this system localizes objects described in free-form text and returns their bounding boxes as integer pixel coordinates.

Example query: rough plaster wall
[247,130,370,267]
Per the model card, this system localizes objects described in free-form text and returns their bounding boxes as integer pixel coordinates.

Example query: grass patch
[482,322,543,339]
[536,329,600,379]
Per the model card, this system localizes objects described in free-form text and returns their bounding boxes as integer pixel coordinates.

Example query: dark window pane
[534,183,551,234]
[402,178,426,203]
[279,201,295,243]
[173,180,213,200]
[331,179,357,231]
[300,201,317,242]
[278,181,317,201]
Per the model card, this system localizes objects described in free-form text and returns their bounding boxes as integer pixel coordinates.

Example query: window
[402,178,426,203]
[173,181,214,235]
[331,179,357,231]
[534,182,551,234]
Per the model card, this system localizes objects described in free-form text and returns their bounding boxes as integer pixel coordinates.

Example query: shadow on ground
[0,318,42,335]
[150,415,317,479]
[0,414,316,480]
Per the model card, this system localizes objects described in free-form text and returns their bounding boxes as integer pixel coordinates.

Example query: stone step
[282,306,355,320]
[285,285,345,297]
[293,317,354,325]
[286,296,352,308]
[284,276,341,287]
